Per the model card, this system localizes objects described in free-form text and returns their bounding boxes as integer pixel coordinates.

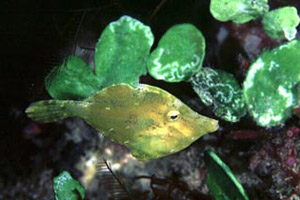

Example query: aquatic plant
[204,150,249,200]
[262,6,300,41]
[209,0,269,24]
[243,40,300,127]
[147,24,205,82]
[207,1,300,126]
[53,171,85,200]
[37,10,300,136]
[191,67,246,122]
[95,15,154,88]
[46,16,154,100]
[210,0,300,42]
[46,56,102,100]
[44,13,300,129]
[44,16,245,126]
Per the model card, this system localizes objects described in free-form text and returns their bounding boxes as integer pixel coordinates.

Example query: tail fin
[25,100,77,123]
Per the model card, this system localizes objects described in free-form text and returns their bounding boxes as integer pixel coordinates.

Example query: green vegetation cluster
[208,0,300,126]
[262,7,300,41]
[243,40,300,127]
[47,16,154,100]
[210,0,269,24]
[191,68,246,122]
[53,171,85,200]
[47,12,300,126]
[210,0,300,41]
[46,15,243,123]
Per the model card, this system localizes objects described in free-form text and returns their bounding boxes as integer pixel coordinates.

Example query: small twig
[148,0,168,22]
[73,11,86,54]
[79,46,95,51]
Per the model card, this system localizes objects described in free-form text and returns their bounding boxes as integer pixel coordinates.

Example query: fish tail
[25,100,80,123]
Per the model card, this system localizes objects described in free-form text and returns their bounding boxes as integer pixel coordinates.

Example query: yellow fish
[26,84,218,160]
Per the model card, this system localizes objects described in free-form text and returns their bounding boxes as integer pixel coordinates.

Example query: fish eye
[167,110,180,122]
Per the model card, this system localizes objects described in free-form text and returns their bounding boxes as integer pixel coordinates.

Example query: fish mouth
[208,119,219,132]
[188,116,218,138]
[186,106,219,133]
[197,115,219,133]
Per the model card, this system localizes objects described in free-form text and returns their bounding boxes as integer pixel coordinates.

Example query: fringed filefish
[26,84,218,160]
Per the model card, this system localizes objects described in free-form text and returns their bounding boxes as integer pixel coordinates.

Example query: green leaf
[262,6,300,41]
[147,24,205,82]
[53,171,85,200]
[45,56,102,100]
[191,67,246,122]
[243,40,300,127]
[204,150,249,200]
[95,15,154,88]
[210,0,269,24]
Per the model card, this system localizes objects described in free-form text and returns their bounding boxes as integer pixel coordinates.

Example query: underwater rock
[210,0,269,24]
[147,24,205,82]
[243,40,300,127]
[53,171,85,200]
[0,169,55,199]
[191,67,247,122]
[262,6,300,41]
[45,56,102,100]
[249,126,300,199]
[95,15,154,88]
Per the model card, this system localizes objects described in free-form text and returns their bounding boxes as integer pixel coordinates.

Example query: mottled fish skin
[26,84,219,160]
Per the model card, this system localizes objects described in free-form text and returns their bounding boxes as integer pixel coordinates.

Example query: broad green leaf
[210,0,269,24]
[204,150,249,200]
[148,24,205,82]
[243,40,300,127]
[53,171,85,200]
[192,67,246,122]
[262,6,300,41]
[95,15,154,88]
[45,56,102,100]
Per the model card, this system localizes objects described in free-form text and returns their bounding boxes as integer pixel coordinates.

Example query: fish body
[26,84,218,160]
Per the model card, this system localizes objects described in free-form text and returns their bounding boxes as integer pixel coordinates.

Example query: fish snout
[192,116,219,138]
[209,119,219,132]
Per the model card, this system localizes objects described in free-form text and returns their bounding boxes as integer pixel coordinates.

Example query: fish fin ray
[25,100,76,122]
